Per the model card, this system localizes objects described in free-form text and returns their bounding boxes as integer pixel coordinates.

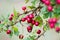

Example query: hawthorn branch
[5,5,42,27]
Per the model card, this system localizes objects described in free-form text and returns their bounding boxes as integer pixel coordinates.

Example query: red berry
[11,13,14,17]
[19,34,24,39]
[37,30,41,34]
[47,5,53,12]
[27,17,32,23]
[22,6,26,10]
[41,0,46,3]
[31,20,35,25]
[0,21,1,24]
[48,18,57,24]
[6,30,11,34]
[56,0,60,4]
[21,18,26,22]
[25,15,29,19]
[35,21,39,26]
[52,18,57,23]
[55,27,60,32]
[9,16,13,21]
[29,14,34,19]
[27,26,32,33]
[48,18,53,23]
[45,0,50,6]
[49,23,55,28]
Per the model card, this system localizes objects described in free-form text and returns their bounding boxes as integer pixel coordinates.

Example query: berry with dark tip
[6,30,11,34]
[27,26,32,33]
[37,30,41,34]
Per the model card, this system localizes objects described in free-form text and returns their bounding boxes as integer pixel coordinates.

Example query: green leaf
[13,9,18,21]
[31,0,37,6]
[43,12,53,18]
[0,24,4,28]
[40,6,47,14]
[51,0,56,6]
[34,16,43,27]
[25,0,29,3]
[44,24,49,31]
[53,6,60,17]
[0,28,3,33]
[24,36,34,40]
[54,6,60,14]
[55,22,60,26]
[24,37,30,40]
[13,26,19,36]
[28,6,36,9]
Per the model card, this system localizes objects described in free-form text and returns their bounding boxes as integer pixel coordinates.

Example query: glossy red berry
[47,6,53,12]
[27,26,32,33]
[49,23,55,28]
[6,30,11,34]
[22,6,26,10]
[48,18,53,23]
[56,0,60,4]
[31,20,35,25]
[45,0,50,6]
[0,21,1,24]
[27,17,32,23]
[21,18,26,22]
[37,30,41,34]
[52,18,57,23]
[55,27,60,32]
[41,0,46,3]
[25,15,29,19]
[48,18,57,24]
[35,21,39,26]
[9,16,13,21]
[19,34,24,39]
[29,14,34,19]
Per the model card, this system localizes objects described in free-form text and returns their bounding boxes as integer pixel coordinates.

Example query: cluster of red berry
[41,0,60,12]
[6,0,60,39]
[48,18,57,28]
[21,13,41,33]
[6,14,14,36]
[21,6,41,34]
[41,0,53,12]
[48,18,60,32]
[9,13,14,21]
[6,29,24,39]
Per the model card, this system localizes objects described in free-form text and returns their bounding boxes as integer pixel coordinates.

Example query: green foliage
[0,24,4,28]
[13,9,18,21]
[51,0,56,6]
[13,26,19,36]
[28,6,36,9]
[44,24,49,31]
[54,6,60,14]
[24,36,35,40]
[31,0,39,6]
[43,12,53,18]
[25,0,29,3]
[9,30,13,38]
